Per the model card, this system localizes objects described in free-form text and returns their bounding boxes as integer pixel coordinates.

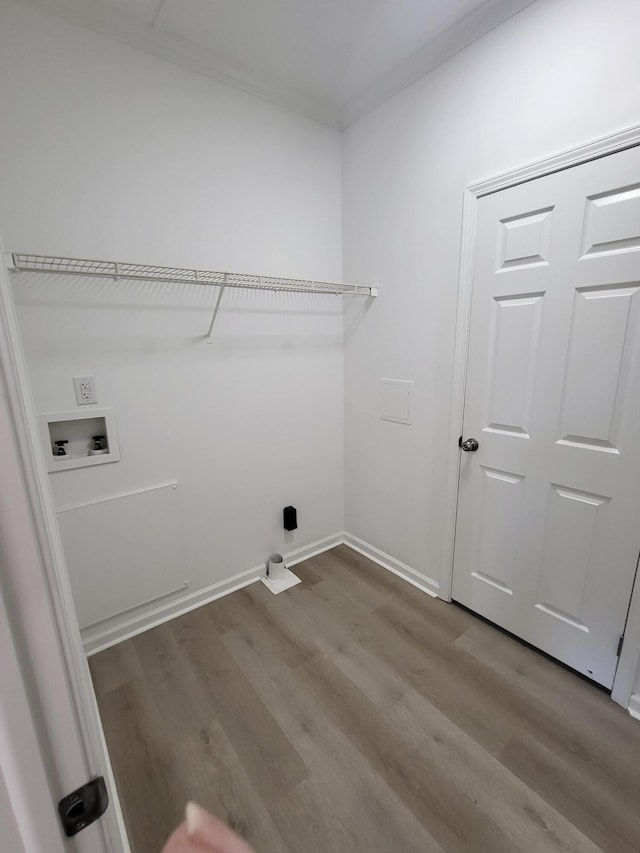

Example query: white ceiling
[21,0,536,127]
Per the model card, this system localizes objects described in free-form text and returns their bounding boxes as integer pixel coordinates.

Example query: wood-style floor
[90,545,640,853]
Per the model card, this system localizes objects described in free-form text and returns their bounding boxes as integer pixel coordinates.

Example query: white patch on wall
[380,379,413,424]
[57,482,187,629]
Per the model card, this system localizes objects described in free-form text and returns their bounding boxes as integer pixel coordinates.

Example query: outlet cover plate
[73,376,97,405]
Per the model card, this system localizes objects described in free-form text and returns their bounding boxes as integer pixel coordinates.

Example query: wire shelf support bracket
[206,280,227,344]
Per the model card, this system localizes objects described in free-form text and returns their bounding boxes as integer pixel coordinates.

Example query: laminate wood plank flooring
[89,545,640,853]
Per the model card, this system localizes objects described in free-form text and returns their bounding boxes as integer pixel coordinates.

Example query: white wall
[343,0,640,702]
[0,0,344,639]
[343,0,640,588]
[4,0,640,698]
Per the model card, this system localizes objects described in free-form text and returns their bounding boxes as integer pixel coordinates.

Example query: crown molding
[14,0,537,130]
[16,0,342,126]
[342,0,536,127]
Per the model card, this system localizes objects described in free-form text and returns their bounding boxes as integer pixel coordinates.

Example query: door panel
[485,291,543,437]
[453,144,640,688]
[581,183,640,257]
[535,483,609,631]
[473,466,523,595]
[559,283,639,450]
[498,206,554,269]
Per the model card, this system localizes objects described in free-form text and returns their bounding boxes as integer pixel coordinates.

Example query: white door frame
[0,556,66,853]
[0,240,130,851]
[440,121,640,710]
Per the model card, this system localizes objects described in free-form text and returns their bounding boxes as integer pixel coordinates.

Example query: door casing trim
[0,240,130,851]
[440,121,640,710]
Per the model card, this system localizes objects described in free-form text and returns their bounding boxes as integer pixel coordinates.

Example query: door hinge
[58,776,108,837]
[617,634,625,657]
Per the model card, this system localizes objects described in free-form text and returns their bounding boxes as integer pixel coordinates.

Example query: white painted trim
[443,121,640,709]
[83,529,436,655]
[0,564,67,853]
[344,0,535,128]
[629,693,640,722]
[17,0,536,129]
[342,533,439,598]
[612,554,640,709]
[283,533,345,569]
[0,246,124,850]
[90,689,132,853]
[83,564,264,655]
[58,480,179,513]
[84,532,345,655]
[17,0,333,125]
[469,121,640,198]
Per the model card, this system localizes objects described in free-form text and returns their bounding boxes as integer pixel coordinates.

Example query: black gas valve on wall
[283,505,297,531]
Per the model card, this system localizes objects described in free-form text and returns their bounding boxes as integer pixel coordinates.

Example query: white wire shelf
[7,253,378,297]
[7,252,377,343]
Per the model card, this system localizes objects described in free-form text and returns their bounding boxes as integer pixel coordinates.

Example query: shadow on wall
[11,271,345,313]
[343,290,377,342]
[12,270,345,357]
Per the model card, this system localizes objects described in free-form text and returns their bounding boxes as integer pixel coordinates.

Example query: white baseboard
[629,693,640,721]
[83,564,263,655]
[283,533,345,569]
[342,533,439,598]
[84,531,437,655]
[83,533,343,655]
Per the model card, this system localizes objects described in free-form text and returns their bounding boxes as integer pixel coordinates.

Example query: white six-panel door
[453,144,640,688]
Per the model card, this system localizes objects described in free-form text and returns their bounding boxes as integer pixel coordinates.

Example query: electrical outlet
[73,376,98,406]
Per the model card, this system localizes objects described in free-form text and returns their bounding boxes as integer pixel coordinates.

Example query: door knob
[461,437,479,452]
